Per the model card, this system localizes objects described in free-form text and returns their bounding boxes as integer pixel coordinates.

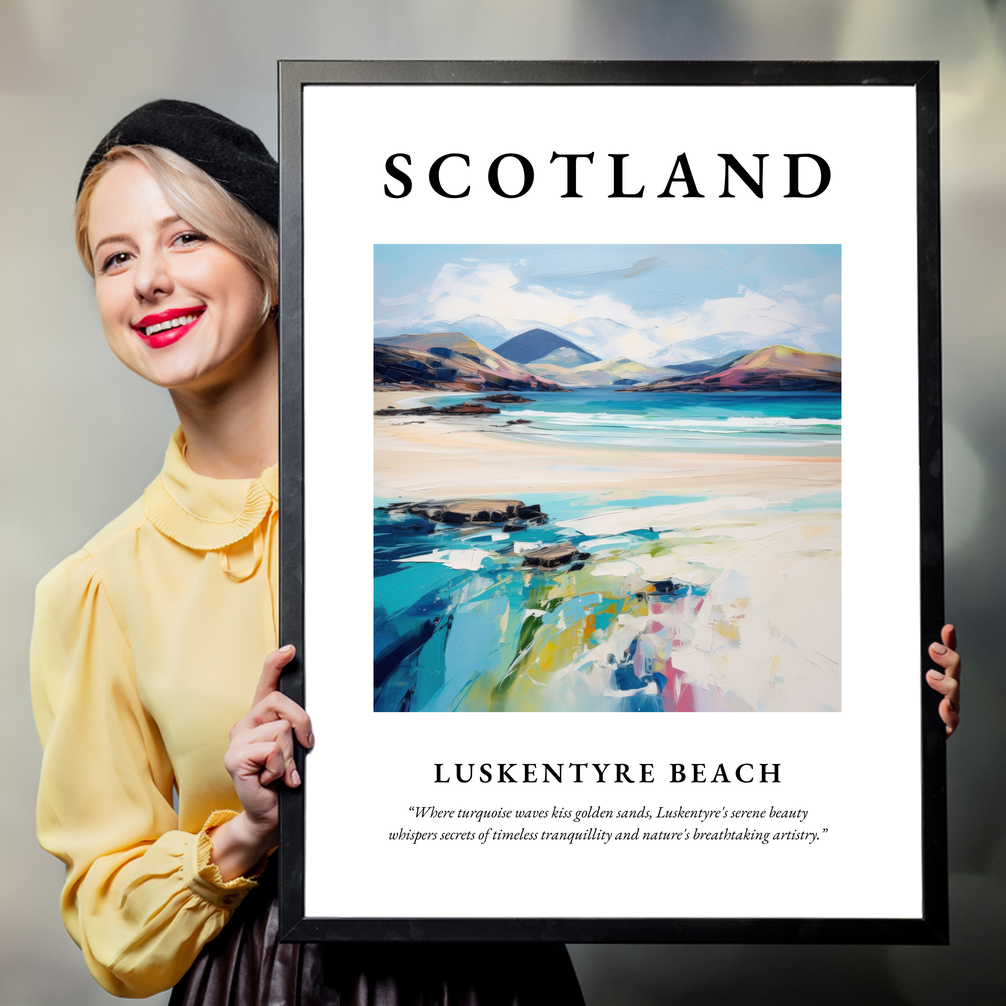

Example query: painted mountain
[523,357,676,388]
[495,328,602,368]
[377,313,513,349]
[520,345,752,389]
[623,345,841,393]
[374,332,566,392]
[664,350,751,376]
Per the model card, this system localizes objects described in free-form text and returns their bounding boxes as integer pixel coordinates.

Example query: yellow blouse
[31,428,279,998]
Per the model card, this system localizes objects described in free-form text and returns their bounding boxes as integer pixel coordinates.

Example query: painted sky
[374,244,841,365]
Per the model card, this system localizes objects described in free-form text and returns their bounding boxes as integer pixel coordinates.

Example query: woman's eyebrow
[92,232,133,256]
[92,216,185,257]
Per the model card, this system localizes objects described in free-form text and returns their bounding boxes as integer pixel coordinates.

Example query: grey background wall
[1,2,1003,1003]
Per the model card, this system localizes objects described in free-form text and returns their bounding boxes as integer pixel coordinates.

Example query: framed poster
[277,61,946,943]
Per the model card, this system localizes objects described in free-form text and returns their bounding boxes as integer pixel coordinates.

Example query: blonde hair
[75,145,278,322]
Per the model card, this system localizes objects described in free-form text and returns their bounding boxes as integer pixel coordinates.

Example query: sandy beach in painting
[375,391,839,501]
[374,390,841,714]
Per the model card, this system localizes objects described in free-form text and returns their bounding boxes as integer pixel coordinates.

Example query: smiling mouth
[142,313,199,337]
[134,307,206,338]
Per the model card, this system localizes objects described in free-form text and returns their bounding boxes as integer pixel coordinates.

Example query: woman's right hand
[209,645,314,881]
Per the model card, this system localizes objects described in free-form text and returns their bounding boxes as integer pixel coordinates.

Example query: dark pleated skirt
[169,869,585,1006]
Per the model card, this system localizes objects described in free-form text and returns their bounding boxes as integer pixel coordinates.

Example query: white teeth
[142,313,199,337]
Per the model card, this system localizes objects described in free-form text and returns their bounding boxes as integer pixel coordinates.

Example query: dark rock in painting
[397,498,545,526]
[375,402,500,417]
[374,405,437,417]
[437,402,501,415]
[505,418,532,425]
[476,393,535,403]
[520,544,591,568]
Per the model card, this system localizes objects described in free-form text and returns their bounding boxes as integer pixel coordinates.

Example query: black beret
[78,99,278,228]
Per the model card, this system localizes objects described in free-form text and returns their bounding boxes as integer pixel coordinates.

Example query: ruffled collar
[143,428,278,551]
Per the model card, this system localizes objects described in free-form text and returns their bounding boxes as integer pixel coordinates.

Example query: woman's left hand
[209,645,313,881]
[926,624,961,737]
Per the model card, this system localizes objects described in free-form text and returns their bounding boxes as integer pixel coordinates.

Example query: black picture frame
[277,60,945,944]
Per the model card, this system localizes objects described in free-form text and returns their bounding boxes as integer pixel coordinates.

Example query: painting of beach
[373,245,841,713]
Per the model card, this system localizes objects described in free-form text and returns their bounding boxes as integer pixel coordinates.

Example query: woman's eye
[101,251,132,273]
[173,231,208,248]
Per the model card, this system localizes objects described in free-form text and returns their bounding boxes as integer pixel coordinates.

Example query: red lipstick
[132,306,206,349]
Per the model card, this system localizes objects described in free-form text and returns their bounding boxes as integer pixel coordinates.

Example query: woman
[31,100,586,1004]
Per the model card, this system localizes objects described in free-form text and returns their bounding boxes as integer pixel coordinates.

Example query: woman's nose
[133,249,173,302]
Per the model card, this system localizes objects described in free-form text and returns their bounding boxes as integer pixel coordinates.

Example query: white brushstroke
[578,535,636,550]
[395,548,495,570]
[557,497,766,535]
[591,559,643,577]
[511,540,544,554]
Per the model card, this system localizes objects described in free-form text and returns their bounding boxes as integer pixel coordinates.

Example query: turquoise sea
[393,388,841,457]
